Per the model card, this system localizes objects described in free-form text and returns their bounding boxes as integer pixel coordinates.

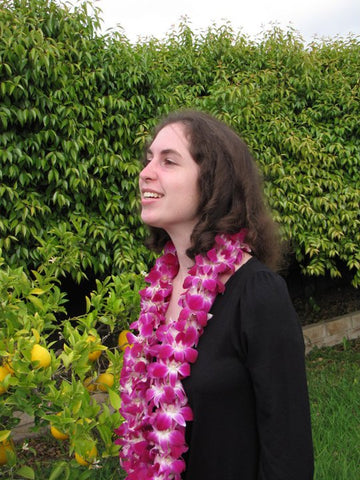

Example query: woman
[117,110,314,479]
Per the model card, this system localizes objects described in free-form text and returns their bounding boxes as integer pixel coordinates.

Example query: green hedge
[1,0,359,285]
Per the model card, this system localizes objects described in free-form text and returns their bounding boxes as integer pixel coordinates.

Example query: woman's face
[139,122,200,238]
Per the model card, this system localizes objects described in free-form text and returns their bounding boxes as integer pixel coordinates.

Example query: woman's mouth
[142,191,163,199]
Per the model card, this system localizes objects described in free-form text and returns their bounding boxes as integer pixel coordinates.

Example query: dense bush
[0,0,159,282]
[1,0,359,286]
[147,26,360,285]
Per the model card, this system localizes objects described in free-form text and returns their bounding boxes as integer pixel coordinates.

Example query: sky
[91,0,360,44]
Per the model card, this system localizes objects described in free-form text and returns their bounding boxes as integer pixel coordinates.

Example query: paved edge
[303,309,360,354]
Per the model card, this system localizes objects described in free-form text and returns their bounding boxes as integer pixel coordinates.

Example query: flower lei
[116,230,250,480]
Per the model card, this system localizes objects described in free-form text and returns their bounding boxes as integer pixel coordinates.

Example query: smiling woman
[116,110,314,480]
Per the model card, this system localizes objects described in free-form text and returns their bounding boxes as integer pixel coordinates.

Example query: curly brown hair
[144,110,283,271]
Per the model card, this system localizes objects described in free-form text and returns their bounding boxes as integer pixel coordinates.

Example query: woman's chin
[141,214,164,229]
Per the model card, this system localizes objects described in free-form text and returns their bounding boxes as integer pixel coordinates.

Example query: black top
[182,257,314,480]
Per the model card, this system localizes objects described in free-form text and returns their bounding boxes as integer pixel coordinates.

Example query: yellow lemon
[0,438,15,466]
[86,335,102,362]
[50,425,69,440]
[118,330,131,351]
[31,344,51,368]
[50,413,69,440]
[96,372,114,391]
[83,376,96,392]
[0,366,11,395]
[3,356,14,374]
[74,445,97,466]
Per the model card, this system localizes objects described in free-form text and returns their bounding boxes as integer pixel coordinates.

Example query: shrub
[1,1,359,285]
[0,0,158,281]
[1,2,359,286]
[0,249,143,475]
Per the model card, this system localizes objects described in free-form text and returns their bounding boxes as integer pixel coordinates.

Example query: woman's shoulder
[226,256,297,327]
[228,256,287,294]
[228,258,302,352]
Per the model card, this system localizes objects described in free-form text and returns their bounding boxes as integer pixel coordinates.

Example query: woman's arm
[241,270,314,480]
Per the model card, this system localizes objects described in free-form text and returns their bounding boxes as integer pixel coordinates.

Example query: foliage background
[1,0,359,287]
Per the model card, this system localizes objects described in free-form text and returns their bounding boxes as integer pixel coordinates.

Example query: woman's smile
[141,189,164,202]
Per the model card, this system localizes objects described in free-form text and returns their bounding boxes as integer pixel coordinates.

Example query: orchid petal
[148,362,168,378]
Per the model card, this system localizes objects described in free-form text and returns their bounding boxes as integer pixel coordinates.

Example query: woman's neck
[176,251,194,280]
[168,234,194,280]
[164,236,194,323]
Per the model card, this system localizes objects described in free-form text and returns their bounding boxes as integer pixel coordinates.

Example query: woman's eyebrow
[147,147,182,158]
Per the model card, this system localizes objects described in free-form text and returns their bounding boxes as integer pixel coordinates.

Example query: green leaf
[0,430,11,442]
[27,295,44,311]
[108,389,121,410]
[29,288,46,295]
[48,461,70,480]
[16,466,35,480]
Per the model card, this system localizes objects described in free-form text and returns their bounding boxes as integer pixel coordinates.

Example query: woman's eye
[163,158,175,165]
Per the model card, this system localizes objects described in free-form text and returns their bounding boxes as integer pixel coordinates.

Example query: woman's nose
[140,161,156,181]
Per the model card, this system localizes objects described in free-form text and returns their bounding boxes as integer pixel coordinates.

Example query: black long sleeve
[240,269,314,479]
[182,257,314,480]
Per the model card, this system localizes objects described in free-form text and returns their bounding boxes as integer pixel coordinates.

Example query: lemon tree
[0,254,139,478]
